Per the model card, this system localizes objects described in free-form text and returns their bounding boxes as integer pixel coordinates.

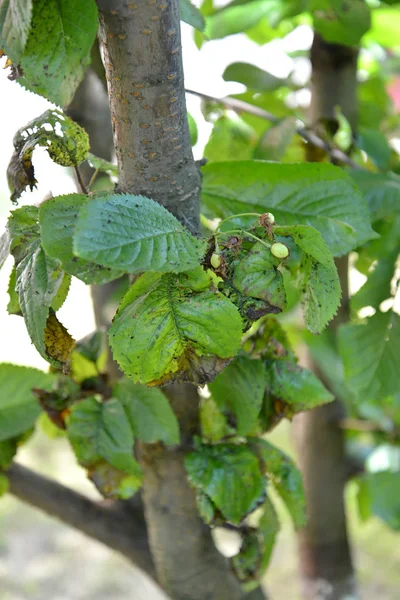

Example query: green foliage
[113,379,180,445]
[339,311,400,403]
[357,471,400,530]
[0,473,9,496]
[254,118,297,161]
[311,0,371,46]
[40,194,123,284]
[7,110,89,203]
[0,364,55,441]
[74,193,206,275]
[204,0,269,40]
[357,127,392,171]
[209,355,266,436]
[185,441,266,524]
[204,117,256,162]
[66,397,142,499]
[349,170,400,222]
[87,153,118,178]
[180,0,205,31]
[201,161,376,256]
[17,0,98,106]
[0,0,32,62]
[351,250,398,312]
[223,63,288,93]
[109,270,243,385]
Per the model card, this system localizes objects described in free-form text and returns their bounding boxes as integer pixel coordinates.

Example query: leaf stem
[216,212,262,232]
[216,229,272,249]
[74,166,88,195]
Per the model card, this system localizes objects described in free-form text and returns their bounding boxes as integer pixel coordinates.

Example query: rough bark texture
[96,2,266,599]
[293,34,359,600]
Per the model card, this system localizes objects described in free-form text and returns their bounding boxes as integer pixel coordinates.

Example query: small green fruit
[266,212,275,224]
[270,242,289,259]
[210,252,222,269]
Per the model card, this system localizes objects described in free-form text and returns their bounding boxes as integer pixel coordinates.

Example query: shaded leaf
[204,116,256,163]
[113,379,180,446]
[201,161,376,256]
[185,442,266,524]
[188,113,198,146]
[339,310,400,403]
[18,0,98,106]
[311,0,371,46]
[352,250,398,312]
[223,62,288,92]
[40,194,123,284]
[209,355,266,436]
[87,153,118,178]
[180,0,205,31]
[265,360,334,412]
[251,438,306,527]
[349,170,400,222]
[7,110,89,203]
[254,117,297,161]
[74,193,206,275]
[0,364,55,441]
[200,396,231,443]
[361,471,400,530]
[0,438,18,468]
[357,127,392,171]
[109,271,243,386]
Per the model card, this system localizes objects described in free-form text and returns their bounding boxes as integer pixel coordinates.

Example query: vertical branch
[293,34,359,600]
[96,2,266,599]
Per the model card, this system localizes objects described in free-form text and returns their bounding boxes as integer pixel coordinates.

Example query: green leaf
[223,63,288,92]
[233,242,287,312]
[251,438,306,527]
[365,7,400,48]
[40,194,123,284]
[204,116,256,163]
[0,438,18,467]
[311,0,371,46]
[7,266,20,315]
[67,397,140,478]
[17,0,98,106]
[50,273,71,312]
[349,170,400,221]
[7,110,89,203]
[113,379,179,446]
[265,360,334,411]
[257,496,280,572]
[0,0,32,61]
[339,311,400,403]
[357,127,392,171]
[209,355,266,436]
[185,442,266,524]
[74,193,206,275]
[109,271,243,385]
[200,396,230,443]
[362,471,400,530]
[352,250,398,311]
[0,364,55,441]
[188,113,198,146]
[204,0,269,39]
[201,161,376,256]
[0,473,9,496]
[180,0,205,31]
[87,153,118,178]
[0,230,10,271]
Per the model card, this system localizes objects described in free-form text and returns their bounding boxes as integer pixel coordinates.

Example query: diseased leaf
[339,311,400,403]
[0,364,55,441]
[44,312,75,368]
[180,0,205,31]
[265,360,334,412]
[17,0,98,106]
[89,462,141,500]
[233,242,286,313]
[185,442,266,524]
[209,355,266,436]
[74,193,206,275]
[40,194,123,284]
[7,110,89,203]
[113,379,180,446]
[223,62,288,92]
[66,396,142,499]
[0,0,32,62]
[109,271,243,386]
[251,438,306,527]
[202,161,376,256]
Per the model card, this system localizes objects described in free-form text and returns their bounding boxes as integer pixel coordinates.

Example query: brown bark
[293,34,359,600]
[96,2,266,599]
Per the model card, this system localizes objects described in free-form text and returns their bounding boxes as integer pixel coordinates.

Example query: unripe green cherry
[210,252,222,269]
[270,242,289,259]
[266,212,275,223]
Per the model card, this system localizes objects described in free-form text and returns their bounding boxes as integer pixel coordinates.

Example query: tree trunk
[95,2,266,599]
[293,34,359,600]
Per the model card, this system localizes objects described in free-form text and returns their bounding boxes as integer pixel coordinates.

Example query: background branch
[185,88,363,170]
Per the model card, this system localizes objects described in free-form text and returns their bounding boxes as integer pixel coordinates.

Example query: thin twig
[186,88,364,171]
[74,165,89,194]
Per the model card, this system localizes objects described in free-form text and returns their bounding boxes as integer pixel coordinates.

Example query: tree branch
[185,88,363,171]
[6,462,158,582]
